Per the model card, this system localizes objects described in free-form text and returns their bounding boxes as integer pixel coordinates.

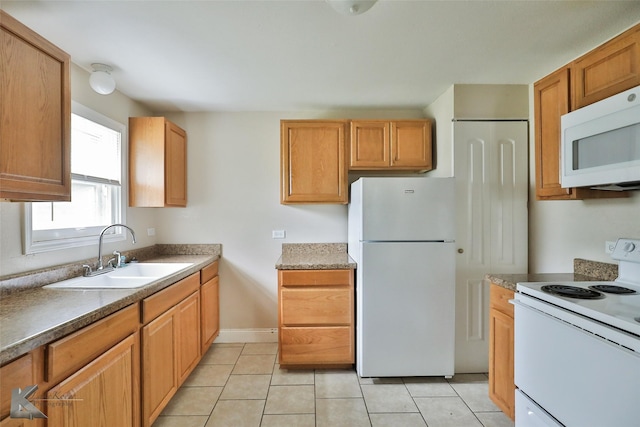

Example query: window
[24,102,127,253]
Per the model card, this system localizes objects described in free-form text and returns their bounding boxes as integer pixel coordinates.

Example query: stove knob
[623,242,636,253]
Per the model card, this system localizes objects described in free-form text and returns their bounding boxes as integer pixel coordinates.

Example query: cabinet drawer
[490,284,514,316]
[47,304,139,383]
[279,269,353,287]
[280,326,353,365]
[142,272,200,324]
[281,287,352,326]
[200,261,218,284]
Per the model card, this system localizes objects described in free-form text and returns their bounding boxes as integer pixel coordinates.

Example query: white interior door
[453,121,528,373]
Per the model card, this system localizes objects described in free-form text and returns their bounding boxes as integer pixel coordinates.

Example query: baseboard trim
[216,328,278,343]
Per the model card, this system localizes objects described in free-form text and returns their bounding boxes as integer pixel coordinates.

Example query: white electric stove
[513,237,640,427]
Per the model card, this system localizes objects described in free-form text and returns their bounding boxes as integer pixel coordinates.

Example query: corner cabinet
[129,117,187,207]
[488,283,515,421]
[349,120,432,171]
[0,11,71,201]
[534,23,639,201]
[278,269,354,367]
[280,120,349,204]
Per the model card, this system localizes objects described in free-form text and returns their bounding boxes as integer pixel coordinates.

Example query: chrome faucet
[84,224,136,276]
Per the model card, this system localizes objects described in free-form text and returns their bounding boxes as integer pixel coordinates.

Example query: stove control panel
[612,238,640,263]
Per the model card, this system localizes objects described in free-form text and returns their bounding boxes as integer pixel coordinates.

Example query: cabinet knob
[457,248,464,254]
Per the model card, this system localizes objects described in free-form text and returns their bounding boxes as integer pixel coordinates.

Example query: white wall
[154,109,424,331]
[0,64,155,276]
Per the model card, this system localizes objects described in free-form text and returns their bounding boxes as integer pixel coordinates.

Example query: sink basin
[44,262,193,289]
[107,263,194,279]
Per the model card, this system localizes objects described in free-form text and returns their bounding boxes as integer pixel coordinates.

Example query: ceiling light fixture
[326,0,377,16]
[89,63,116,95]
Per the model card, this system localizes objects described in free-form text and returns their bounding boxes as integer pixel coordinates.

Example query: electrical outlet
[272,230,285,239]
[147,227,156,237]
[605,240,616,254]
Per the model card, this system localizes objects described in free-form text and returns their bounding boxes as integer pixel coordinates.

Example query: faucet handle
[82,264,93,277]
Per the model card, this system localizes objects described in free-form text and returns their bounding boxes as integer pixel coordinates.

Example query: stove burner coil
[588,284,637,295]
[541,284,603,299]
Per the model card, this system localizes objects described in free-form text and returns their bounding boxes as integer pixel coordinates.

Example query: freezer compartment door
[358,177,455,242]
[357,241,455,377]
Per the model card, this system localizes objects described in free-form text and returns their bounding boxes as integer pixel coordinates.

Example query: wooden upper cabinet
[350,120,432,171]
[534,26,636,201]
[534,68,573,200]
[0,11,71,201]
[350,121,390,168]
[280,120,348,204]
[129,117,187,207]
[572,24,640,110]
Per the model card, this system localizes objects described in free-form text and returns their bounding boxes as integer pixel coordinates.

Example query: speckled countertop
[0,244,221,365]
[275,243,356,270]
[486,258,618,291]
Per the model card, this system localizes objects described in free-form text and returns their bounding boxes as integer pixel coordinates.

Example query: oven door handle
[511,297,640,357]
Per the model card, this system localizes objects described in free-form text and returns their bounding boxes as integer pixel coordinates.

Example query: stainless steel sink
[44,263,193,289]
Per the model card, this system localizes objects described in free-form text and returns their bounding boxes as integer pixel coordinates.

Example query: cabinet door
[129,117,187,207]
[201,275,220,354]
[489,308,515,421]
[177,291,200,385]
[46,333,139,427]
[534,68,573,199]
[280,120,348,204]
[390,120,432,170]
[165,121,187,207]
[533,69,627,200]
[0,11,71,201]
[0,348,45,426]
[572,25,640,110]
[142,309,177,427]
[349,121,390,168]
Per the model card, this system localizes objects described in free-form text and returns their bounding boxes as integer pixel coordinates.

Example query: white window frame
[24,102,128,254]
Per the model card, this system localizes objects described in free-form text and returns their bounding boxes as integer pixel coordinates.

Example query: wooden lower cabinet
[142,308,177,426]
[200,276,220,354]
[200,261,220,354]
[278,269,354,367]
[0,262,220,427]
[141,272,202,427]
[488,283,515,421]
[45,305,140,427]
[0,348,45,427]
[46,333,140,427]
[177,292,201,384]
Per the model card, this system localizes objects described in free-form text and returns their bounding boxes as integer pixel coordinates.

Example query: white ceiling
[3,1,640,113]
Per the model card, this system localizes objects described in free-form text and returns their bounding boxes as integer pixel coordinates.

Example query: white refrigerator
[348,177,456,377]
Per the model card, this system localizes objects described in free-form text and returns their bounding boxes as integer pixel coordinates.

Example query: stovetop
[517,281,640,336]
[516,238,640,337]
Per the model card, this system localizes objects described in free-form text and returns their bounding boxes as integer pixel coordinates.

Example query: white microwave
[561,85,640,191]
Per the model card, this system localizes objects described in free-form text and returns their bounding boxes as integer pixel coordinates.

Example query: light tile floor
[153,342,515,427]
